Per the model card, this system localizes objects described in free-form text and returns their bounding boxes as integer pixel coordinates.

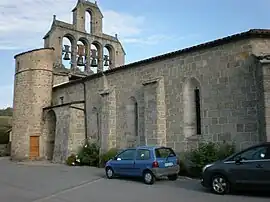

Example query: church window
[194,88,201,135]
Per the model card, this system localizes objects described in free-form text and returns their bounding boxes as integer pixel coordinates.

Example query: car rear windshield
[155,147,176,158]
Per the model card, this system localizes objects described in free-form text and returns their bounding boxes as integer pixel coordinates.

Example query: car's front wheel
[106,167,114,179]
[143,170,155,185]
[211,174,230,195]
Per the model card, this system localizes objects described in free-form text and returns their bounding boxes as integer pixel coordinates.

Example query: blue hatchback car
[105,146,180,184]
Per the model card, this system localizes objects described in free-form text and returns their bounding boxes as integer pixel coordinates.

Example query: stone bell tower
[43,0,126,85]
[72,0,103,34]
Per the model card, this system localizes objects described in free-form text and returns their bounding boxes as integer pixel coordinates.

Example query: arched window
[194,87,201,135]
[126,96,139,147]
[183,77,202,137]
[85,10,92,33]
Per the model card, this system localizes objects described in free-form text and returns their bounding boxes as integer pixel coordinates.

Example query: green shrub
[181,142,235,178]
[99,148,119,167]
[0,133,9,144]
[76,141,100,167]
[0,126,10,144]
[66,154,77,166]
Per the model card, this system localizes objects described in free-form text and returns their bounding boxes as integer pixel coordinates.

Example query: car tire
[168,174,178,181]
[211,174,230,195]
[106,167,114,179]
[143,170,155,185]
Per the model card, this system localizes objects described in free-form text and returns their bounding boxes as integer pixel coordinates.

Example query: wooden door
[29,136,39,159]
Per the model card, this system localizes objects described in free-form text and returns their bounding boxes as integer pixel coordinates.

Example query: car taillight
[152,161,159,168]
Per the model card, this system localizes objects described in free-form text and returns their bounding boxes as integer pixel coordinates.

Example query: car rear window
[155,147,176,158]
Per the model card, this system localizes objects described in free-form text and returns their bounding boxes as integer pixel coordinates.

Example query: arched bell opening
[62,36,73,69]
[103,44,115,70]
[85,10,92,34]
[76,38,89,72]
[90,41,102,73]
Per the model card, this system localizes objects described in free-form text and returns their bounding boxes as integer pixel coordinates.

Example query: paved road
[0,157,269,202]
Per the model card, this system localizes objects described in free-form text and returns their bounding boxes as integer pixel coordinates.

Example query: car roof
[247,142,270,149]
[129,145,172,150]
[224,141,270,161]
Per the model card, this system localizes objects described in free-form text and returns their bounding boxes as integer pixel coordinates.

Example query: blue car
[105,146,180,184]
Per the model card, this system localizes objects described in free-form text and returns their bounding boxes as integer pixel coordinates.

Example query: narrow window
[60,96,64,105]
[194,88,201,134]
[135,102,138,136]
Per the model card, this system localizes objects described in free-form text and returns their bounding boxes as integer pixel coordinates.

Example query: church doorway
[44,110,56,161]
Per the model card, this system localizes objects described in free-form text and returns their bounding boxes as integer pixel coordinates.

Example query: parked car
[105,146,180,184]
[201,142,270,195]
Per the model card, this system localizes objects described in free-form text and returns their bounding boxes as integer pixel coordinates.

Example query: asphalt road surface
[0,157,269,202]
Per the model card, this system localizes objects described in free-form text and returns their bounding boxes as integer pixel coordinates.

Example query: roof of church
[53,28,270,89]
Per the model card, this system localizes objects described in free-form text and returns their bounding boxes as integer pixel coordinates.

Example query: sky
[0,0,269,109]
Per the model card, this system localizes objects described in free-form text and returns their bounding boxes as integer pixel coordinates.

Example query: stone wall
[251,39,270,142]
[52,83,84,106]
[68,103,85,154]
[52,38,270,154]
[52,106,71,163]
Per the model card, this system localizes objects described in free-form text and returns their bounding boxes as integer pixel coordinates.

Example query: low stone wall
[0,143,10,157]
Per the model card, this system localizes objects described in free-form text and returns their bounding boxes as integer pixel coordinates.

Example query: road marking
[32,178,103,202]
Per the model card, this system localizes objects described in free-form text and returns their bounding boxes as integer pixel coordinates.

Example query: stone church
[11,0,270,162]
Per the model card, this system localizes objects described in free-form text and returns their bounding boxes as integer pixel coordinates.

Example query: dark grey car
[201,142,270,194]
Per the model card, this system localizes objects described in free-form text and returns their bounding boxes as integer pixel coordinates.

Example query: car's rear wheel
[168,174,178,181]
[106,167,114,179]
[143,170,155,185]
[211,174,230,195]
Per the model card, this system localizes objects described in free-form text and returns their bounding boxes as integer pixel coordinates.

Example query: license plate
[165,162,173,167]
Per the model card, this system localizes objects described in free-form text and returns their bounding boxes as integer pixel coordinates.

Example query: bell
[77,56,84,66]
[62,45,71,60]
[104,59,109,66]
[91,49,97,58]
[103,55,109,66]
[63,52,70,60]
[91,58,98,67]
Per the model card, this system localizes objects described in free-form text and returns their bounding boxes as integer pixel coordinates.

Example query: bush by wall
[179,142,235,178]
[66,141,120,168]
[77,141,100,166]
[0,133,9,144]
[99,148,119,168]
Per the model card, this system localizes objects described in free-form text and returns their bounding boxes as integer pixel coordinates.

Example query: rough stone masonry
[10,0,270,162]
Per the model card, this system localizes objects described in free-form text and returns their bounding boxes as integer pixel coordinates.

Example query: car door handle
[256,164,263,168]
